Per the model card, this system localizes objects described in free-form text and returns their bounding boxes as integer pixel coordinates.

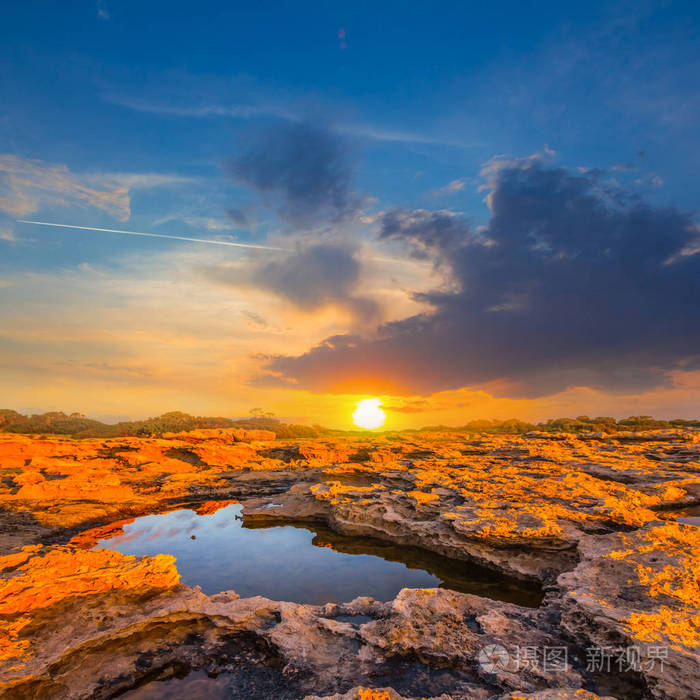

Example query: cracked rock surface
[0,429,698,699]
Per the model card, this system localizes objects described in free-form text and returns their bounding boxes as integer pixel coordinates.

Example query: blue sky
[1,1,699,424]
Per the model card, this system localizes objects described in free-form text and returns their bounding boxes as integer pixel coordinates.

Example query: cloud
[0,154,188,221]
[226,122,359,224]
[96,1,110,20]
[106,87,462,147]
[0,154,128,218]
[384,399,432,414]
[0,227,17,242]
[0,241,393,421]
[154,214,242,232]
[263,158,700,397]
[242,310,268,328]
[111,96,285,121]
[378,208,474,260]
[226,207,249,226]
[206,242,379,322]
[436,178,466,195]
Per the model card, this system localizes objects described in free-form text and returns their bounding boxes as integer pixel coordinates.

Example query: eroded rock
[0,429,698,698]
[558,521,700,700]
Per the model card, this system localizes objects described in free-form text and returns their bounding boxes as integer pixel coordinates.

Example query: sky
[1,0,699,428]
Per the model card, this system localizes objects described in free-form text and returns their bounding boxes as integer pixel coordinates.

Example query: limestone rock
[303,687,452,700]
[558,522,700,700]
[162,427,276,442]
[0,428,698,698]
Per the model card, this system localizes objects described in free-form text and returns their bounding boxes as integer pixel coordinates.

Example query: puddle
[93,504,542,606]
[119,670,232,700]
[117,655,480,700]
[118,665,301,700]
[659,503,700,526]
[333,614,373,625]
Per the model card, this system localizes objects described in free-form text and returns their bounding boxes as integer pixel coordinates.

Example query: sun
[352,398,386,430]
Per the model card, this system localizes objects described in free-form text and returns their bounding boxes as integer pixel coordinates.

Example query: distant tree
[250,407,276,419]
[0,409,24,427]
[0,407,696,439]
[618,415,667,430]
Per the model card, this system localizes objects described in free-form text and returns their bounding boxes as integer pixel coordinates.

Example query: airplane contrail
[16,220,288,251]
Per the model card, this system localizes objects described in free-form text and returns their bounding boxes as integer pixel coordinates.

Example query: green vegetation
[0,409,328,439]
[0,409,697,439]
[419,415,700,435]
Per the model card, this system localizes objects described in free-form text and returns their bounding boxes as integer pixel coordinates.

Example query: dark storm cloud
[263,159,700,397]
[204,242,378,322]
[252,242,377,319]
[378,208,474,261]
[227,122,358,224]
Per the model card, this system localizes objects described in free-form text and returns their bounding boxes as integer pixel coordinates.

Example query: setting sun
[352,398,386,430]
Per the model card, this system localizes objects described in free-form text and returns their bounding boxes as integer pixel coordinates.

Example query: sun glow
[352,398,386,430]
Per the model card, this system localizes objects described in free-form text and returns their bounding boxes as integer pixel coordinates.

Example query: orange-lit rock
[2,429,697,555]
[304,687,617,700]
[0,428,698,698]
[162,427,276,442]
[240,429,698,582]
[0,544,179,675]
[303,688,438,700]
[193,499,239,515]
[559,521,700,700]
[66,517,136,548]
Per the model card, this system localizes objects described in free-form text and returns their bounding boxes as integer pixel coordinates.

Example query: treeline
[0,410,329,439]
[419,415,700,434]
[1,410,698,439]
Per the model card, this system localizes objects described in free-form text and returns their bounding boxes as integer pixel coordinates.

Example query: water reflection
[118,664,302,700]
[659,503,700,526]
[120,670,232,700]
[94,504,542,606]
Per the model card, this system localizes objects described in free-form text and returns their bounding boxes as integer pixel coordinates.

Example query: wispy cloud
[0,154,189,221]
[96,1,110,19]
[110,95,293,122]
[0,241,415,417]
[0,227,17,242]
[333,122,467,147]
[105,90,467,147]
[431,178,467,196]
[153,214,245,232]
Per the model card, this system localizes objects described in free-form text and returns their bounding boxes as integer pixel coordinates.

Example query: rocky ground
[0,428,698,699]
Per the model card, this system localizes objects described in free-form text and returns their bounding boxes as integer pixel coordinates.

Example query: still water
[94,503,542,606]
[120,670,239,700]
[660,503,700,526]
